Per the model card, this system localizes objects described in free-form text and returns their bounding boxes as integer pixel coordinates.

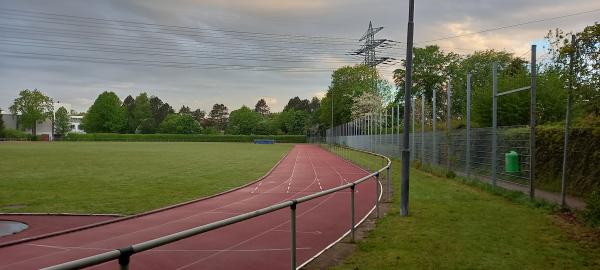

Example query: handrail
[43,146,391,270]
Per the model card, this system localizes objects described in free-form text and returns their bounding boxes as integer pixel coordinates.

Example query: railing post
[290,200,297,270]
[350,183,356,243]
[118,246,134,270]
[375,172,380,218]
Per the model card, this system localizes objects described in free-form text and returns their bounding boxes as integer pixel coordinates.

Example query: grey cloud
[0,0,597,112]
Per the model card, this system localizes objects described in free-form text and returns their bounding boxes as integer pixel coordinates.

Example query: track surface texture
[0,145,377,270]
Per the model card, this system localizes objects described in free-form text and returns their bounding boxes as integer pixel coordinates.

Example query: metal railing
[43,146,390,270]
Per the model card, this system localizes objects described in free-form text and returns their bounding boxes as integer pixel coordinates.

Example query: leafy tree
[309,97,320,113]
[191,109,205,123]
[82,91,127,133]
[9,89,53,136]
[227,106,261,135]
[394,45,461,121]
[320,65,382,128]
[284,97,310,112]
[207,103,229,131]
[351,92,384,119]
[278,110,308,135]
[179,105,192,115]
[158,114,201,134]
[254,99,270,116]
[54,106,71,135]
[132,93,153,134]
[149,96,174,131]
[122,95,136,133]
[547,23,600,116]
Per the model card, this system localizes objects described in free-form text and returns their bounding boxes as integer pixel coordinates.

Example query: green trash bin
[505,150,519,173]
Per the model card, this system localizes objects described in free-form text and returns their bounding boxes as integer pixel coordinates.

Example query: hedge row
[63,133,307,143]
[535,126,600,198]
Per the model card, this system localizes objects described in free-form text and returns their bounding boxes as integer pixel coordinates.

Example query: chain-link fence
[325,124,531,187]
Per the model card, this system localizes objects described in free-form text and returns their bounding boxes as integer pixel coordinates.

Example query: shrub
[158,114,201,134]
[1,128,31,139]
[583,189,600,227]
[64,133,307,143]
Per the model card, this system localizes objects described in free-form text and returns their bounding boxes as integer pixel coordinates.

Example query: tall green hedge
[63,133,306,143]
[536,126,600,197]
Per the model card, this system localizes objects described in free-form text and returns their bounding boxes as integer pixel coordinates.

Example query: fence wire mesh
[325,124,531,188]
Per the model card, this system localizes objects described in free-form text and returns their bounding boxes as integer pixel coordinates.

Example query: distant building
[1,102,86,139]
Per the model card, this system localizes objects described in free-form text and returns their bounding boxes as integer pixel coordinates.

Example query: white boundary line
[296,179,383,269]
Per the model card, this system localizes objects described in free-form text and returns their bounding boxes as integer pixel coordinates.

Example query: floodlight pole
[400,0,414,217]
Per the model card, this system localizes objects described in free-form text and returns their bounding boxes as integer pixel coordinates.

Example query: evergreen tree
[54,106,71,135]
[254,99,270,116]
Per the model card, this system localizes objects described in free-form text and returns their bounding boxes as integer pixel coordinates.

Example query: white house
[1,102,86,139]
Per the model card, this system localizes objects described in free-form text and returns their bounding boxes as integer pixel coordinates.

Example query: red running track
[0,145,378,270]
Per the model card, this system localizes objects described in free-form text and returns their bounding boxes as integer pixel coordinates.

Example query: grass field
[0,142,292,215]
[327,146,600,269]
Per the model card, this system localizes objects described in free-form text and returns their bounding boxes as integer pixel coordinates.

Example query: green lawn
[327,146,600,270]
[0,142,292,215]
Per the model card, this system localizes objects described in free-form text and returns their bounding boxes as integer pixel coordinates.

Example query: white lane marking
[251,182,263,194]
[176,167,344,270]
[272,229,322,235]
[285,153,301,193]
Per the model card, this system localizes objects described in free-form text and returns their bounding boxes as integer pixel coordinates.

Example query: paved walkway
[0,145,377,270]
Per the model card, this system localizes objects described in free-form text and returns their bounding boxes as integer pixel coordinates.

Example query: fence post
[290,201,297,270]
[118,246,134,270]
[492,63,498,187]
[561,35,575,208]
[421,93,425,165]
[350,184,356,243]
[391,105,395,151]
[397,103,401,157]
[466,73,472,177]
[432,88,437,165]
[530,44,537,199]
[447,78,452,172]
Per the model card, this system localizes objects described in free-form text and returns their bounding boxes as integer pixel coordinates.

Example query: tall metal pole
[561,35,576,208]
[331,91,334,147]
[397,103,401,156]
[466,73,472,177]
[447,78,452,171]
[492,63,498,187]
[432,89,437,165]
[421,93,425,165]
[391,104,395,151]
[400,0,414,217]
[530,44,537,199]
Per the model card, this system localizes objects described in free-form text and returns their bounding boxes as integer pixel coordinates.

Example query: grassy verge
[0,142,292,214]
[326,146,600,269]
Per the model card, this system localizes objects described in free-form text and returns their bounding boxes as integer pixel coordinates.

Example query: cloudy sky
[0,0,598,113]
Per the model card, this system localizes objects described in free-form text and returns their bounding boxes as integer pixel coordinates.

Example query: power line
[0,8,359,43]
[417,7,600,44]
[0,24,404,55]
[0,50,343,72]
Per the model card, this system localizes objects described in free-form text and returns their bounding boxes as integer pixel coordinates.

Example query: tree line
[81,91,322,135]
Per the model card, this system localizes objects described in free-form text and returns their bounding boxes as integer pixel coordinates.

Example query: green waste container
[505,150,519,173]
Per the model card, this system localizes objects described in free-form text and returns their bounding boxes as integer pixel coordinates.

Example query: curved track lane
[0,144,377,270]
